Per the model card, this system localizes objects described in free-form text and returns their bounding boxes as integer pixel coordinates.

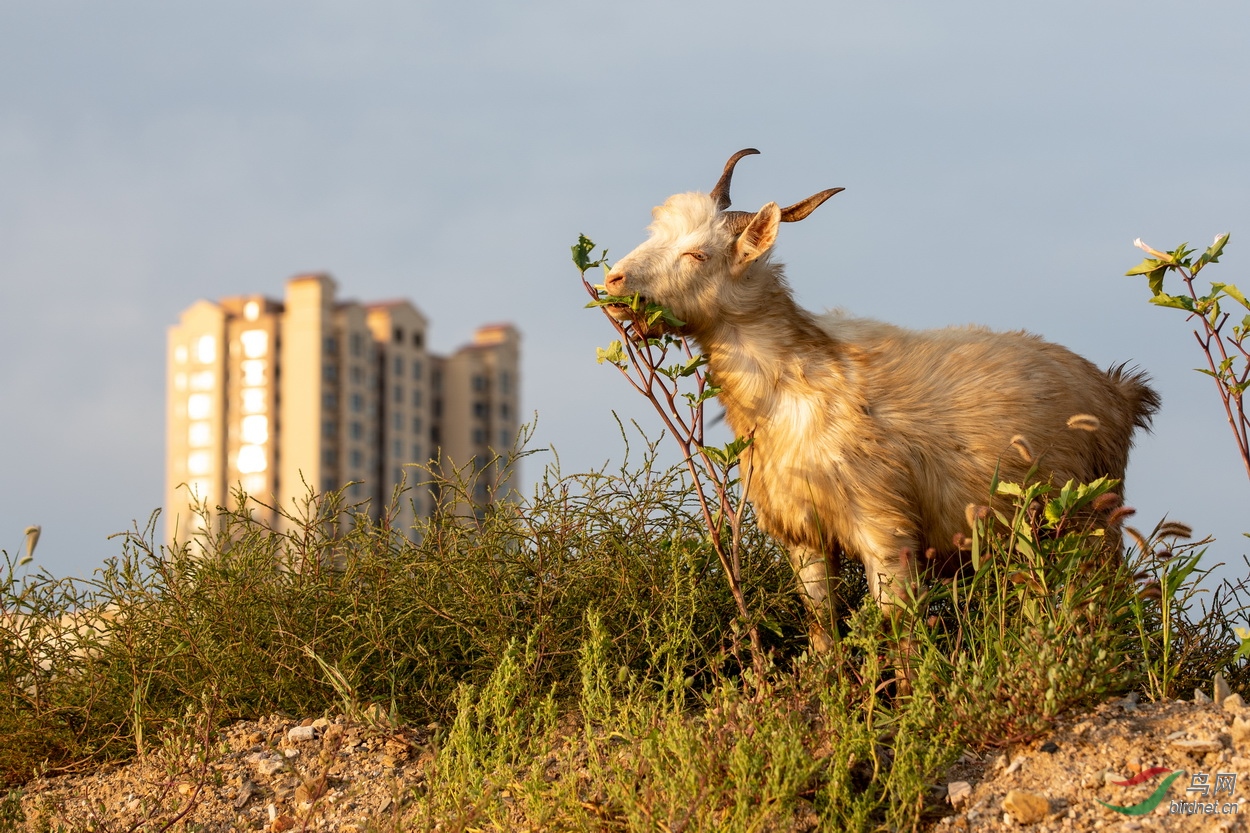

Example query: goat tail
[1107,362,1162,432]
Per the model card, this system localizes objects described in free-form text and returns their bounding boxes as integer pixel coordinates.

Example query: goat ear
[732,202,780,274]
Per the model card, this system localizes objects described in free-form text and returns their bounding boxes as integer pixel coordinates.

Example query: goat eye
[683,251,708,262]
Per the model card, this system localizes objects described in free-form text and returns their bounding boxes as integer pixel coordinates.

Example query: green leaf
[595,340,627,367]
[700,436,754,469]
[1148,293,1194,312]
[677,355,708,378]
[571,234,607,273]
[1212,282,1250,311]
[1198,232,1230,268]
[1126,258,1167,277]
[661,310,686,327]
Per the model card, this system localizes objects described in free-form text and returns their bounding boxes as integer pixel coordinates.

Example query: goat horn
[721,210,756,236]
[710,148,760,210]
[779,188,844,222]
[720,188,844,237]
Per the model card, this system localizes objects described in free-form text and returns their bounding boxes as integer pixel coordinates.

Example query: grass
[2,429,1249,831]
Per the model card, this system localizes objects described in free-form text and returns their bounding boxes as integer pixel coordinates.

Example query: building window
[174,345,188,365]
[238,445,267,474]
[351,333,363,357]
[393,385,403,403]
[323,364,338,383]
[324,336,337,355]
[393,327,404,344]
[393,412,402,431]
[196,335,216,364]
[393,355,403,376]
[392,466,403,483]
[322,392,337,410]
[412,416,422,434]
[188,422,212,447]
[241,389,266,414]
[241,360,266,387]
[413,331,423,349]
[241,415,268,444]
[412,389,422,407]
[412,444,422,460]
[350,449,363,468]
[240,329,268,359]
[187,393,212,420]
[500,429,511,447]
[350,365,363,385]
[500,371,511,394]
[392,439,402,458]
[500,402,510,420]
[322,420,336,439]
[473,401,486,419]
[350,421,363,440]
[187,450,212,476]
[351,393,364,413]
[472,374,485,392]
[473,428,485,445]
[412,359,423,380]
[322,449,336,467]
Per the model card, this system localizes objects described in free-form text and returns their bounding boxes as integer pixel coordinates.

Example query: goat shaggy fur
[604,151,1159,647]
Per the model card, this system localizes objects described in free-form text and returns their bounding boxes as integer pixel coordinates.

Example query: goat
[603,149,1160,650]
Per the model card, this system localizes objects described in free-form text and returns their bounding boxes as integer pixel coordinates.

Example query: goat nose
[605,271,625,295]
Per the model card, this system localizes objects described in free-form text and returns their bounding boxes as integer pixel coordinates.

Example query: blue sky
[2,1,1248,590]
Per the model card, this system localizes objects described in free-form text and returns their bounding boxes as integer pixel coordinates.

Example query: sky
[1,1,1248,594]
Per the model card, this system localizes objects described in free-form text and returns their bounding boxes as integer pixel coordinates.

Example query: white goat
[604,149,1160,648]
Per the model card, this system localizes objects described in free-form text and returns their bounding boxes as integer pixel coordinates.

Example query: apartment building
[165,273,520,542]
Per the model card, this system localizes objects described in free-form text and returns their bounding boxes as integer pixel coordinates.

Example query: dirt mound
[16,692,1250,831]
[938,691,1250,831]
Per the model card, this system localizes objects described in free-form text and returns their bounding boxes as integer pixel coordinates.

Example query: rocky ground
[17,712,436,832]
[937,685,1250,832]
[14,685,1250,832]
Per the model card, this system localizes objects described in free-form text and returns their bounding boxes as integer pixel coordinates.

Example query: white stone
[255,756,285,776]
[1232,716,1250,749]
[1214,672,1231,705]
[1170,738,1224,755]
[287,725,318,742]
[947,781,972,808]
